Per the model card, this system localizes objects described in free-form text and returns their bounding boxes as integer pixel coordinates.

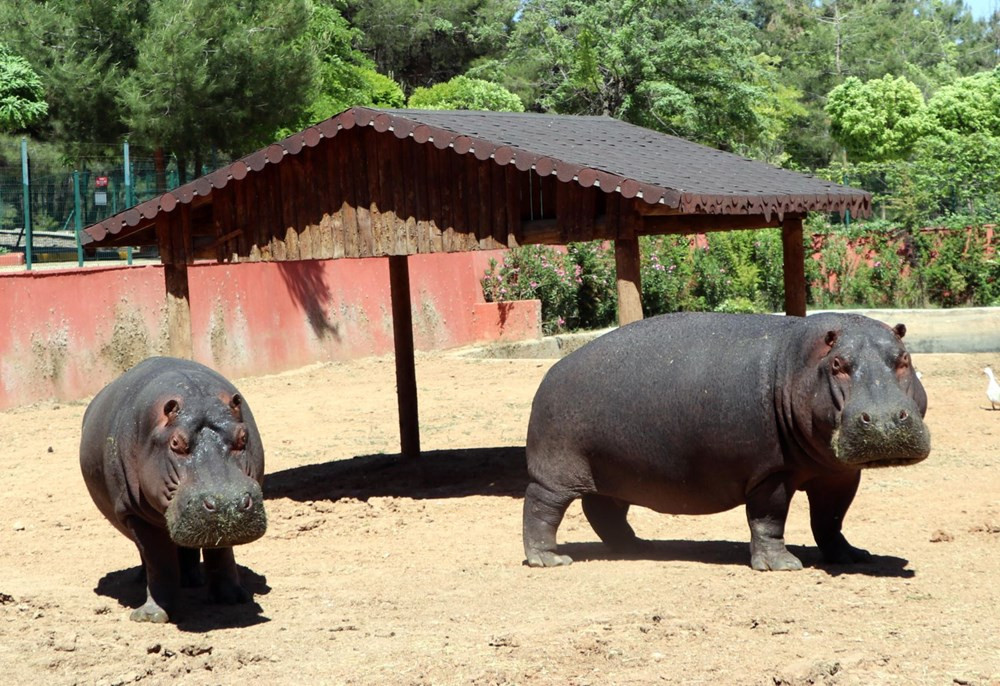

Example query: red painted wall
[0,251,540,410]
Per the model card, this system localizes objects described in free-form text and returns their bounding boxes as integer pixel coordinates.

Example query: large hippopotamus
[523,312,930,571]
[80,357,267,622]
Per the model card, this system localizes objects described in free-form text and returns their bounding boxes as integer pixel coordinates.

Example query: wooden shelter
[82,107,872,457]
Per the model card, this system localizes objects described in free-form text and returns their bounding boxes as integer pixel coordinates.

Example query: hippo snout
[836,398,931,468]
[165,480,267,549]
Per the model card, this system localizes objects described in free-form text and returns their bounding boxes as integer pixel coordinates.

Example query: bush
[482,223,1000,335]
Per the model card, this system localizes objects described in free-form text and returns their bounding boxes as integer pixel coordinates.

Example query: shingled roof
[381,109,869,216]
[82,107,869,246]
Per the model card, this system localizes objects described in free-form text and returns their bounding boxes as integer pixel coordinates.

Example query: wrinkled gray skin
[524,312,930,571]
[80,357,266,622]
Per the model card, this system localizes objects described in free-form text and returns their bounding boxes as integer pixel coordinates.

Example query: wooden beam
[781,216,807,317]
[635,202,684,217]
[389,255,421,458]
[640,213,788,234]
[165,262,193,359]
[614,237,644,326]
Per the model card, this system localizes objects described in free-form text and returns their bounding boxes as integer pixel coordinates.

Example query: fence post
[21,138,32,271]
[124,140,133,264]
[74,170,84,267]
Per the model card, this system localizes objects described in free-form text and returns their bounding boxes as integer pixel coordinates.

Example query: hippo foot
[750,546,803,572]
[130,601,170,624]
[524,551,574,568]
[209,578,252,605]
[819,541,872,565]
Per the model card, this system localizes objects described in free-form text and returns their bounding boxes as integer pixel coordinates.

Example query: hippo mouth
[832,423,931,469]
[165,483,267,548]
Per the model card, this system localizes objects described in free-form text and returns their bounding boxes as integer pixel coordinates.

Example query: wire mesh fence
[0,139,229,267]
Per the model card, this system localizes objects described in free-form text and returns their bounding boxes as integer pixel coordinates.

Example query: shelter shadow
[94,565,271,631]
[265,446,528,502]
[556,540,914,578]
[275,261,340,341]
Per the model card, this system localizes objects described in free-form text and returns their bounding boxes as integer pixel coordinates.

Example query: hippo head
[140,391,267,548]
[803,314,930,469]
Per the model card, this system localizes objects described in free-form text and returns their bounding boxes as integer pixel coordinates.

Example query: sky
[965,0,999,20]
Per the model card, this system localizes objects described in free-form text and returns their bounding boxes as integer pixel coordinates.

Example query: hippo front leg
[806,472,872,564]
[126,518,179,623]
[745,473,802,571]
[203,547,252,604]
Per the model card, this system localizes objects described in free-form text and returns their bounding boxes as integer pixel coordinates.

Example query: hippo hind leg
[203,547,252,604]
[523,481,574,567]
[178,546,205,587]
[581,494,639,552]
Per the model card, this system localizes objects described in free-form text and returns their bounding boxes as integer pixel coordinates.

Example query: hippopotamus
[80,357,267,622]
[523,312,930,571]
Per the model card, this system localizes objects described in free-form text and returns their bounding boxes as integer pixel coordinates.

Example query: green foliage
[481,243,616,334]
[825,75,930,161]
[0,44,48,132]
[407,75,523,111]
[0,0,147,150]
[925,69,1000,136]
[752,0,993,167]
[289,1,404,130]
[344,0,518,92]
[121,0,315,165]
[505,0,785,152]
[483,222,1000,334]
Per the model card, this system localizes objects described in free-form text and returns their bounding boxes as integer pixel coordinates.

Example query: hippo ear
[163,399,181,423]
[229,394,243,420]
[893,323,906,339]
[824,330,838,348]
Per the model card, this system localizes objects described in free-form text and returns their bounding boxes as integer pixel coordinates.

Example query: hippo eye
[831,356,850,376]
[232,427,247,451]
[897,352,911,369]
[169,434,189,455]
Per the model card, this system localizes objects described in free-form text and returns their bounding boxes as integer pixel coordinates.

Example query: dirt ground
[2,347,1000,686]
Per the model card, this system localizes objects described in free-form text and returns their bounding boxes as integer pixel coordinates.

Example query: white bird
[985,367,1000,410]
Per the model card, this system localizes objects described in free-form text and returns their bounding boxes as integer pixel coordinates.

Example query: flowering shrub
[481,244,615,334]
[483,224,1000,335]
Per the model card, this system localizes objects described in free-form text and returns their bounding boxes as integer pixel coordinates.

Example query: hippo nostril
[860,412,871,425]
[899,409,909,421]
[203,496,217,513]
[240,493,253,511]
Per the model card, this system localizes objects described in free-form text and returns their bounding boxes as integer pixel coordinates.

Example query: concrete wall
[0,251,540,409]
[817,307,1000,354]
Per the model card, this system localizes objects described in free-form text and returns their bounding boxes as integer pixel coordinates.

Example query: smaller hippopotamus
[80,357,267,622]
[523,312,930,571]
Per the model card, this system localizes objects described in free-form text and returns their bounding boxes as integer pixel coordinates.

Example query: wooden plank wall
[198,127,630,263]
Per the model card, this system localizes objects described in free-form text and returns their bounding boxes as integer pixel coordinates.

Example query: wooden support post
[614,237,644,327]
[165,262,193,358]
[389,255,420,458]
[782,216,807,317]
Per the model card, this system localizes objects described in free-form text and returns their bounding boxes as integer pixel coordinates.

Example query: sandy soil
[2,348,1000,686]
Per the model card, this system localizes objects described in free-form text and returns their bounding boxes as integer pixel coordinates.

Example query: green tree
[344,0,518,92]
[298,1,404,126]
[751,0,994,167]
[0,0,147,149]
[0,44,48,132]
[925,68,1000,135]
[825,75,930,161]
[501,0,784,152]
[407,75,523,111]
[120,0,316,177]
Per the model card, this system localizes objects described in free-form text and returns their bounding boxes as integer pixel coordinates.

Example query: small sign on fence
[95,175,109,206]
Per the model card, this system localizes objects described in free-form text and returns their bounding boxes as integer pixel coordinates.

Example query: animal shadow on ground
[95,565,271,632]
[558,541,914,578]
[266,446,913,578]
[265,446,529,502]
